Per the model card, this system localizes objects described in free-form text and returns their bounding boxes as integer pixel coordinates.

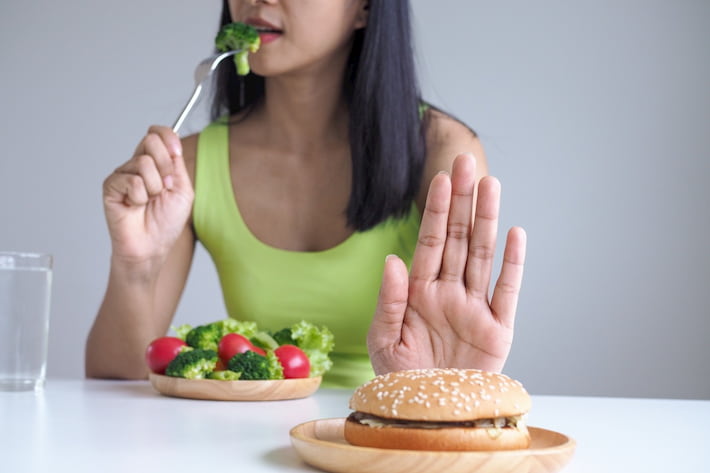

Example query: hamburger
[344,368,531,451]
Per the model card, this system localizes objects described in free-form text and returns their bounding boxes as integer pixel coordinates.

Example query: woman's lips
[245,18,282,45]
[258,32,281,45]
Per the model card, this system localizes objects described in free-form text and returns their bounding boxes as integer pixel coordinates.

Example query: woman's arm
[85,226,195,379]
[416,108,489,212]
[85,129,198,379]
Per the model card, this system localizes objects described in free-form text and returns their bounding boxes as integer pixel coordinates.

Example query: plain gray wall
[1,1,708,399]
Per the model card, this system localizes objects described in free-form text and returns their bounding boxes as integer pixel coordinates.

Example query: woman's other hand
[102,125,194,269]
[368,153,526,375]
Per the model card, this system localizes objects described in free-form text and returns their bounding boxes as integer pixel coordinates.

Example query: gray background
[1,1,708,399]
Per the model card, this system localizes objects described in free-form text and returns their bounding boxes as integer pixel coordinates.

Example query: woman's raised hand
[102,126,194,268]
[368,153,527,375]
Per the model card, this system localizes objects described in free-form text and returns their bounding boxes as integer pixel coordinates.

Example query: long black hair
[211,0,425,231]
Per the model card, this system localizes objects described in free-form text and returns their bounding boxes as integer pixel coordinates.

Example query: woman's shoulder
[417,107,489,207]
[423,107,486,166]
[180,133,199,184]
[179,116,238,183]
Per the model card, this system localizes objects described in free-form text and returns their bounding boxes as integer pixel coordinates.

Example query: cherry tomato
[275,344,310,379]
[145,337,187,374]
[218,333,266,364]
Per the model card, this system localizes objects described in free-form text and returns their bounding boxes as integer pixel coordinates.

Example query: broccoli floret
[185,324,222,350]
[165,349,218,379]
[207,370,242,381]
[215,22,261,76]
[227,350,272,380]
[183,318,261,350]
[272,328,293,346]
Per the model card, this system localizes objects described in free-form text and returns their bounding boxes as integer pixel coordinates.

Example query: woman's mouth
[255,28,282,44]
[247,18,283,44]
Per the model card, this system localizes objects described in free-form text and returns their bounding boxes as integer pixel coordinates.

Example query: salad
[145,319,334,381]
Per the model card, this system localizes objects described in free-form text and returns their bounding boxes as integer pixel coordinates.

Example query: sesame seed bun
[344,368,531,451]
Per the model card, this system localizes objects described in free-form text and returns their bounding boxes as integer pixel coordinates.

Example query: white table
[2,379,708,472]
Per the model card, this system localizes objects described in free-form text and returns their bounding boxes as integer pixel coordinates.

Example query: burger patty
[347,411,526,430]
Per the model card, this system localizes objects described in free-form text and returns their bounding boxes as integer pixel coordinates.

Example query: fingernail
[463,152,476,161]
[163,175,174,190]
[437,170,449,176]
[170,143,182,158]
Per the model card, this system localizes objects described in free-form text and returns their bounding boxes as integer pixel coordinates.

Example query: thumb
[368,255,409,351]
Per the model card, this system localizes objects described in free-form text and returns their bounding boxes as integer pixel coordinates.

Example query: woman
[86,0,526,388]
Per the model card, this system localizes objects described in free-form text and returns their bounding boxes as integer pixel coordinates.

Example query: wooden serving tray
[149,373,322,401]
[289,418,576,473]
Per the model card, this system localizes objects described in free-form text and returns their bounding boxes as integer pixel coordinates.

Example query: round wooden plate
[149,373,322,401]
[290,418,576,473]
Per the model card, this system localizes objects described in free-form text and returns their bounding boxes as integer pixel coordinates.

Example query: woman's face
[228,0,368,77]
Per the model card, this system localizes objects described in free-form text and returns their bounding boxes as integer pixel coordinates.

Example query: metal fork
[172,50,239,134]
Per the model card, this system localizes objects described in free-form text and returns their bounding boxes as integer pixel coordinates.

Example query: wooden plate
[149,373,322,401]
[289,418,575,473]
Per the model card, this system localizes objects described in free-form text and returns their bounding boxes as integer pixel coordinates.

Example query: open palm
[368,153,527,375]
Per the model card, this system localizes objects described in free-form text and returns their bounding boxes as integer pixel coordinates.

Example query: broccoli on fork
[165,349,218,379]
[215,22,261,76]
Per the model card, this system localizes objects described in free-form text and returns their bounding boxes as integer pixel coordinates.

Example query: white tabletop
[1,379,708,473]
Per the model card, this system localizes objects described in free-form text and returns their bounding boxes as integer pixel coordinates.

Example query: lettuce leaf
[266,350,284,380]
[289,320,335,377]
[218,318,258,338]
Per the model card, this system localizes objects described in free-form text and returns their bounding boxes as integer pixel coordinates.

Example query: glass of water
[0,251,53,392]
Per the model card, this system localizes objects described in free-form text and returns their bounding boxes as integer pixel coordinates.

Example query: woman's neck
[256,63,350,156]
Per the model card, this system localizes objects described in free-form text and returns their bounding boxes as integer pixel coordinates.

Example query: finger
[439,153,476,282]
[132,127,181,186]
[134,125,182,159]
[149,126,192,192]
[490,227,527,328]
[410,172,451,282]
[129,132,174,190]
[115,150,164,197]
[465,176,501,297]
[139,132,176,190]
[154,125,182,157]
[168,148,193,192]
[104,173,149,207]
[133,154,164,197]
[368,255,409,350]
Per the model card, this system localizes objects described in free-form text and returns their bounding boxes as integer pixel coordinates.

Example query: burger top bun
[349,368,531,422]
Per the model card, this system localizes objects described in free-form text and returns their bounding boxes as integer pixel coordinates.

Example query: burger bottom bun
[344,418,531,452]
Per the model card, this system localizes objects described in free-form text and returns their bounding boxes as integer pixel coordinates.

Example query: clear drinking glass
[0,251,53,391]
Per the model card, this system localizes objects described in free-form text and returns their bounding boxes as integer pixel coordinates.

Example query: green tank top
[193,121,421,389]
